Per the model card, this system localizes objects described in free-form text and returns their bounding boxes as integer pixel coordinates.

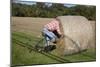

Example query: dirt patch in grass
[11,17,53,36]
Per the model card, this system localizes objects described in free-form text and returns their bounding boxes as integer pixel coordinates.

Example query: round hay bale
[56,16,93,55]
[87,21,96,49]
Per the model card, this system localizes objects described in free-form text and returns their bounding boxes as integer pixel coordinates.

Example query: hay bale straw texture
[87,21,96,49]
[56,16,94,55]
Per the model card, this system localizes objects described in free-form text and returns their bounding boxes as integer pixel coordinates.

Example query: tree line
[12,2,96,20]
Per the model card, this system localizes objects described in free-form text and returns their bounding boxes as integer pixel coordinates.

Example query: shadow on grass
[11,32,96,66]
[12,38,72,66]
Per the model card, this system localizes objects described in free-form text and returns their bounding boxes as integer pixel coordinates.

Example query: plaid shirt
[44,19,61,35]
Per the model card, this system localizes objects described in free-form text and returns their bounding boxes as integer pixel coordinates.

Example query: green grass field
[11,31,96,66]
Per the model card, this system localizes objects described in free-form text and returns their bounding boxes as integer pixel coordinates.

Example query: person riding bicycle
[42,18,63,52]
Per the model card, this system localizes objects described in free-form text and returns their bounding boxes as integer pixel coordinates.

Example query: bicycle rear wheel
[34,38,45,51]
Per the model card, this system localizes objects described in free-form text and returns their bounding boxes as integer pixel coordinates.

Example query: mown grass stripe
[12,32,96,65]
[12,32,40,41]
[12,32,43,47]
[12,38,72,63]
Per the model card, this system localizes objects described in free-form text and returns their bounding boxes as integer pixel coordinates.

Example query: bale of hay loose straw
[56,16,94,55]
[87,21,96,49]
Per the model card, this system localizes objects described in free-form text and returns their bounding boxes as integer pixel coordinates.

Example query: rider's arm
[56,21,62,35]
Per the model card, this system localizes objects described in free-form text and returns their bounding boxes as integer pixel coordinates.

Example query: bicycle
[34,37,57,52]
[34,34,66,53]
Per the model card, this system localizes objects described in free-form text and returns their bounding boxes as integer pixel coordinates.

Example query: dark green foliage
[69,5,96,20]
[12,2,96,20]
